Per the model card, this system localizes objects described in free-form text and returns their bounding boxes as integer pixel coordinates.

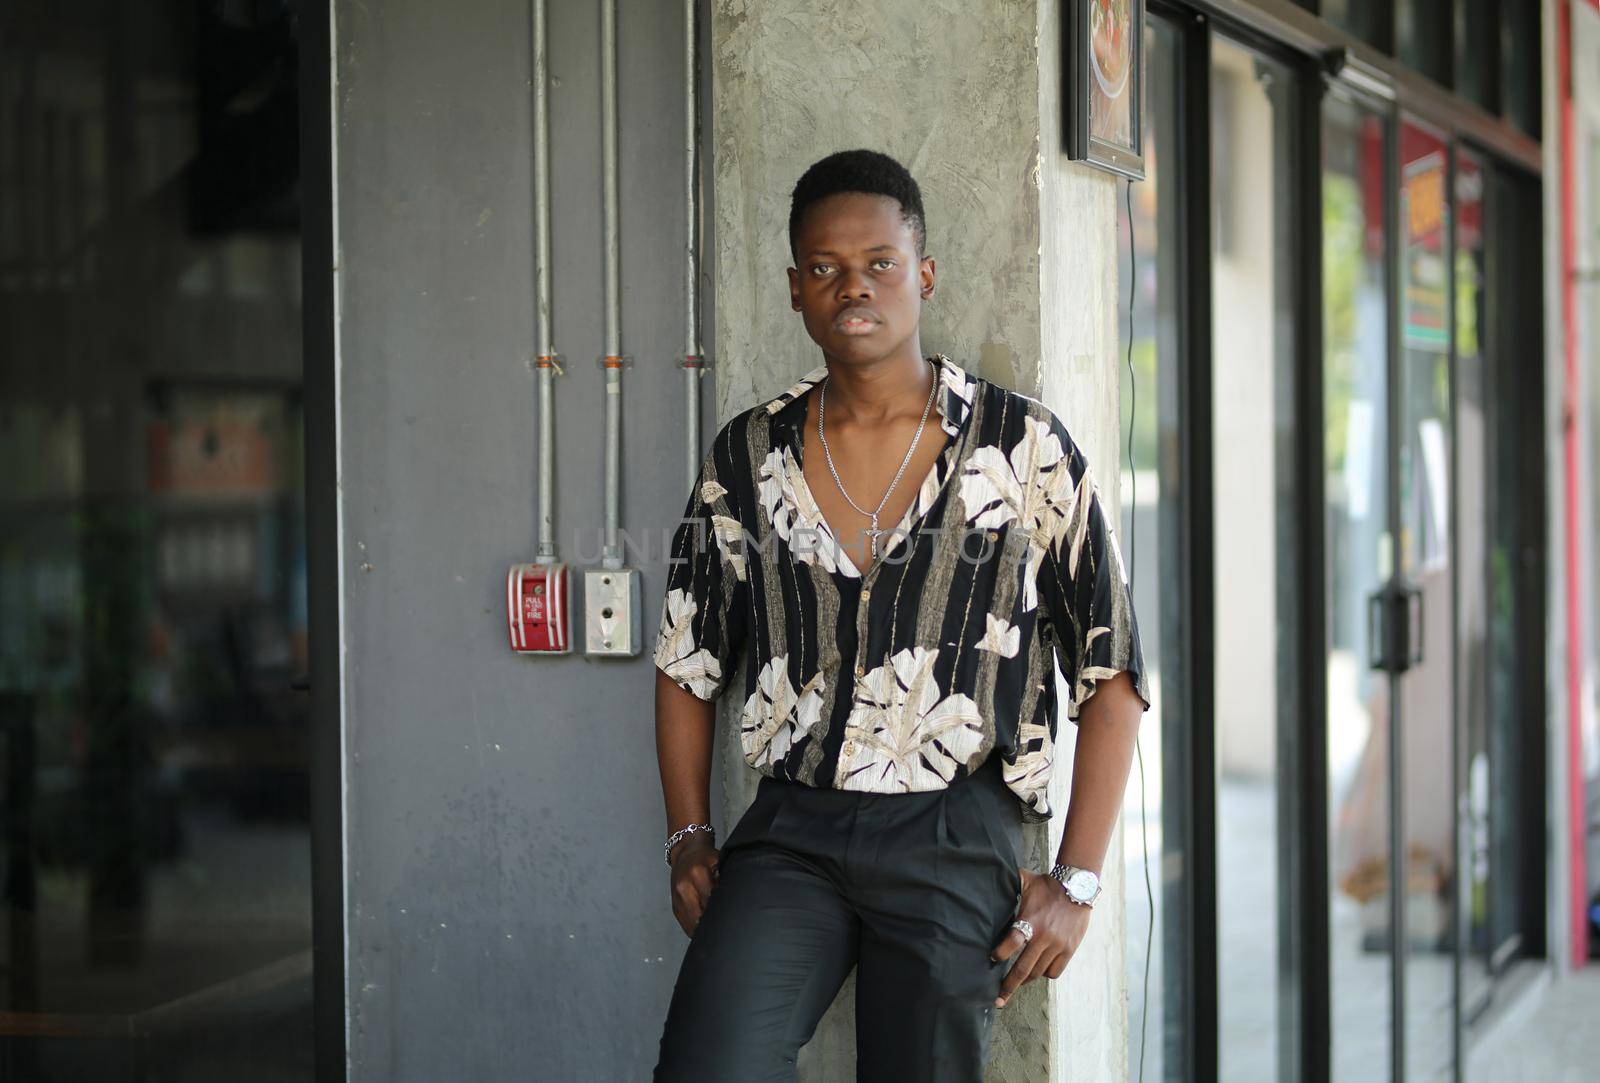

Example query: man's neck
[818,349,935,426]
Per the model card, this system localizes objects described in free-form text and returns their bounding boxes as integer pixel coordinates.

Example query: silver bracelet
[664,822,714,866]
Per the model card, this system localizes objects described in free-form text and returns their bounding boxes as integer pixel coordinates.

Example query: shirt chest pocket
[983,524,1034,609]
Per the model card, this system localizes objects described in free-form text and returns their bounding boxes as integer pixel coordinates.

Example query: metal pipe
[683,0,704,490]
[533,0,558,562]
[600,0,623,568]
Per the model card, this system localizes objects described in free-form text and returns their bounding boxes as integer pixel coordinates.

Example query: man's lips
[835,309,881,334]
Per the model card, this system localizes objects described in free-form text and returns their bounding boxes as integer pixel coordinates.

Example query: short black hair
[788,149,926,264]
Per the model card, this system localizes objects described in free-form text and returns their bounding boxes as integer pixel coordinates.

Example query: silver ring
[1010,918,1034,942]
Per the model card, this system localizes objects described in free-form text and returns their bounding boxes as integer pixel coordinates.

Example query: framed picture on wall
[1067,0,1146,180]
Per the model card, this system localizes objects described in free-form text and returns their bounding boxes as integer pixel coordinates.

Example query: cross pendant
[864,514,885,559]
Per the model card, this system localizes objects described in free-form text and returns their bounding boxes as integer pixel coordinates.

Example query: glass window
[0,5,313,1079]
[1211,36,1303,1083]
[1118,15,1188,1082]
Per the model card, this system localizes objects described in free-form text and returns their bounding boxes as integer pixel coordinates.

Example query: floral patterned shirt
[651,353,1149,822]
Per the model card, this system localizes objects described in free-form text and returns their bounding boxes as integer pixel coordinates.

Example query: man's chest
[796,407,956,580]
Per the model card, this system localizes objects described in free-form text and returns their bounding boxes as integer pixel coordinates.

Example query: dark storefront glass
[1397,0,1453,87]
[1324,0,1397,54]
[1501,1,1542,139]
[1454,0,1501,113]
[0,5,312,1080]
[1481,161,1549,984]
[1452,146,1492,1026]
[1446,141,1553,1025]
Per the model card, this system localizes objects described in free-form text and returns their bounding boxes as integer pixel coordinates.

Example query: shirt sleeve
[652,445,750,703]
[1033,413,1152,723]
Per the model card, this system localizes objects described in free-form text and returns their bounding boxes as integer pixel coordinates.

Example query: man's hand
[668,834,722,938]
[990,868,1092,1007]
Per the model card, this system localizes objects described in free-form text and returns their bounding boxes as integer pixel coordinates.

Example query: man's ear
[920,256,936,299]
[787,266,800,310]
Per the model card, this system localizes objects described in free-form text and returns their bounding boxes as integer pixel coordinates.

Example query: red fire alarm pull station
[507,562,571,654]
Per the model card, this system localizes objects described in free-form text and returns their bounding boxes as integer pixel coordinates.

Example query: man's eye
[810,264,833,276]
[873,259,895,270]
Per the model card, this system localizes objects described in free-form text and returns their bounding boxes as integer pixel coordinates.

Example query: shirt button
[987,530,998,542]
[861,587,871,603]
[855,664,865,678]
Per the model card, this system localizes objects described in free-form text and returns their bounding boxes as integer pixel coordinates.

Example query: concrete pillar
[710,1,1130,1077]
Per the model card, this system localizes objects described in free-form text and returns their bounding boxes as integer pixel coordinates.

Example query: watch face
[1065,870,1099,901]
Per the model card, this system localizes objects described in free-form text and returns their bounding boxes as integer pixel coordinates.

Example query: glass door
[1394,114,1456,1083]
[1322,86,1395,1083]
[1322,98,1461,1083]
[1324,92,1523,1081]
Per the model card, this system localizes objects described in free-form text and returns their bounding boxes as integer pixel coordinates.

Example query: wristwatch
[1048,863,1102,906]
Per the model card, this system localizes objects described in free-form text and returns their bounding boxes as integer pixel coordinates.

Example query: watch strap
[1047,862,1102,905]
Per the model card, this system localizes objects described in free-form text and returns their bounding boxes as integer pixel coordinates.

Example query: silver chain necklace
[818,357,939,561]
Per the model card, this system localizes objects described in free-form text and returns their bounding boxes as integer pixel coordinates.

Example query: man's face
[788,192,934,365]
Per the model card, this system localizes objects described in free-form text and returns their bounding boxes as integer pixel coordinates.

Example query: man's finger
[990,927,1026,962]
[671,896,696,938]
[673,881,704,926]
[997,939,1047,1005]
[689,864,716,902]
[1044,951,1069,980]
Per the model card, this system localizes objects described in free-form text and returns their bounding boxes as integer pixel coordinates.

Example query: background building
[0,1,1596,1081]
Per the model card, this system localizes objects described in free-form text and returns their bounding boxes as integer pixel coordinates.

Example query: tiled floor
[1467,965,1600,1083]
[1122,766,1581,1082]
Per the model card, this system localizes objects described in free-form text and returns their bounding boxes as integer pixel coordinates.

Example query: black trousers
[654,754,1025,1082]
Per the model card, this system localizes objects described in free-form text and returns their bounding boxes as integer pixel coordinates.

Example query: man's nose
[836,269,873,299]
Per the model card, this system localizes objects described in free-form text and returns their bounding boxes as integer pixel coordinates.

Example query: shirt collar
[763,353,977,443]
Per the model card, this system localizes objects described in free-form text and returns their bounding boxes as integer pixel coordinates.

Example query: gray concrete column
[710,1,1130,1077]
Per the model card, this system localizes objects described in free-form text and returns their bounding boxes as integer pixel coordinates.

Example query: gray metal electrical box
[583,566,643,655]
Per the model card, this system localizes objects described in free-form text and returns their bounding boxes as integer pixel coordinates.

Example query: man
[651,148,1149,1081]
